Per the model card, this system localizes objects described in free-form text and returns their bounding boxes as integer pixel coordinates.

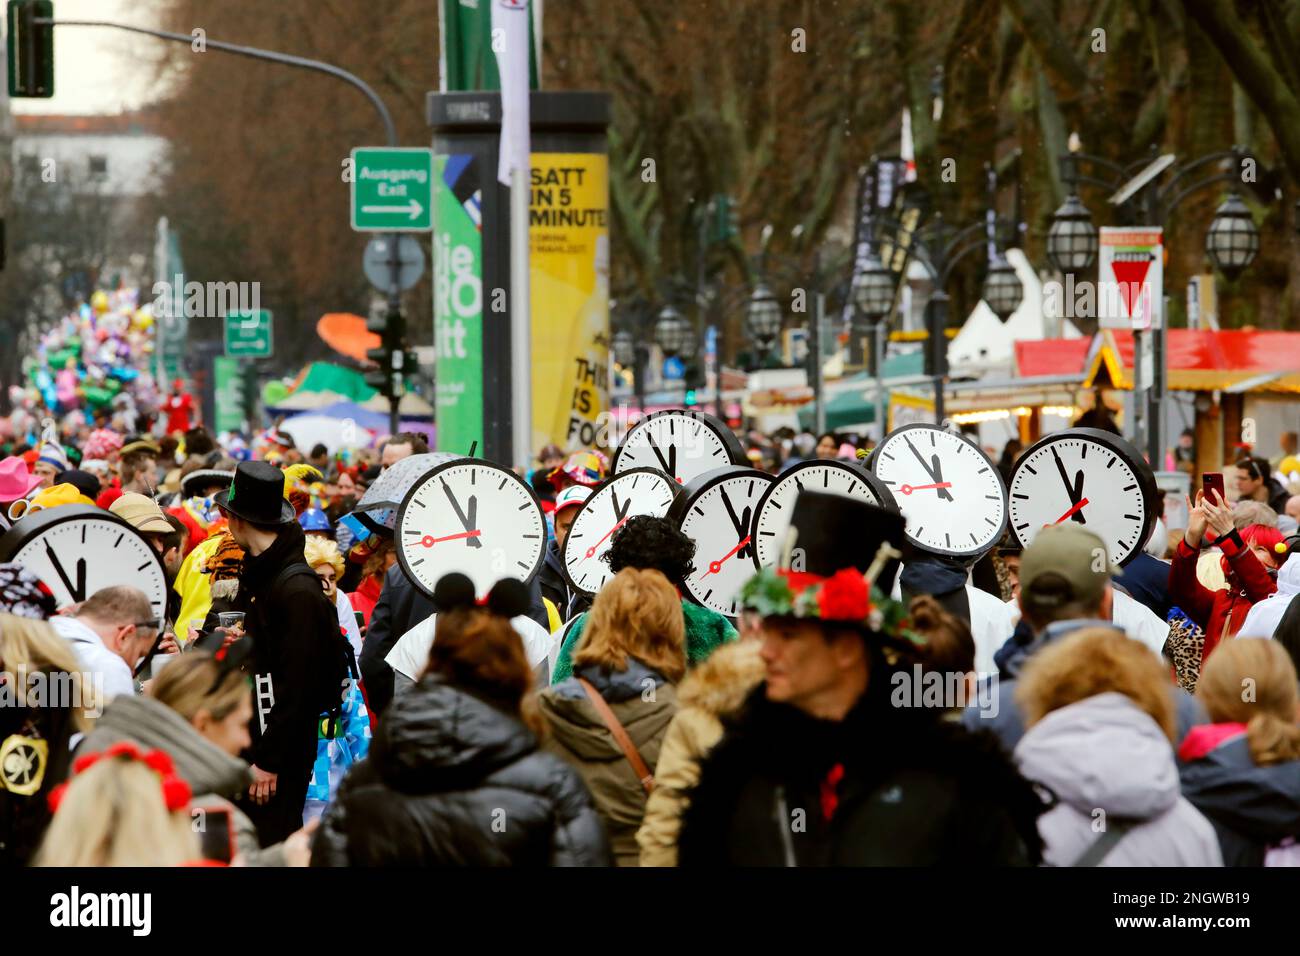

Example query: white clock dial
[675,468,774,617]
[396,460,547,598]
[562,468,679,597]
[870,424,1007,558]
[1,510,168,620]
[752,461,897,569]
[1007,429,1156,566]
[612,410,743,485]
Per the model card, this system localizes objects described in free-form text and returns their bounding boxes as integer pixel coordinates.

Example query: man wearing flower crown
[677,490,1045,866]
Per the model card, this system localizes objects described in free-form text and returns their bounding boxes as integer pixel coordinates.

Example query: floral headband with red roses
[47,742,192,814]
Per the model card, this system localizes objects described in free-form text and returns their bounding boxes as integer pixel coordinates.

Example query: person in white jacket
[1237,551,1299,639]
[1013,626,1222,866]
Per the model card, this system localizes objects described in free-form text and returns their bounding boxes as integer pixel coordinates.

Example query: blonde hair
[149,651,250,723]
[34,755,197,866]
[0,614,94,732]
[1015,627,1176,742]
[1197,638,1300,766]
[303,535,345,578]
[573,568,686,682]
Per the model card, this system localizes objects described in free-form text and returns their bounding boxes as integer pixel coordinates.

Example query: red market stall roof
[1015,329,1300,393]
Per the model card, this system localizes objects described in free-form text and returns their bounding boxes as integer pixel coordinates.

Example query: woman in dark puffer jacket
[312,575,610,866]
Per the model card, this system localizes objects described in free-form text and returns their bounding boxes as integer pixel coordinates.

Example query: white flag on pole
[493,0,531,186]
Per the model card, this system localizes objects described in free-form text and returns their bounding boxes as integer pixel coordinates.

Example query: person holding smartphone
[1169,485,1282,667]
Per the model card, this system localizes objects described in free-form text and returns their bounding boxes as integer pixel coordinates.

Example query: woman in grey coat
[78,647,313,865]
[1013,627,1222,866]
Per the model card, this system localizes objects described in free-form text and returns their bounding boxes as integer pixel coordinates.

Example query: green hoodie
[550,600,738,684]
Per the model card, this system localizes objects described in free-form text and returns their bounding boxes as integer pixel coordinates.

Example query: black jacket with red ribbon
[678,668,1045,867]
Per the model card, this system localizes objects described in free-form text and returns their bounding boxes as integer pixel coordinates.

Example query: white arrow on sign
[360,199,424,220]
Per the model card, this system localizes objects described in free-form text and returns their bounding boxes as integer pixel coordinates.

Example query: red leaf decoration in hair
[47,782,69,814]
[72,751,104,775]
[104,740,143,761]
[161,777,193,812]
[817,569,871,621]
[142,749,176,777]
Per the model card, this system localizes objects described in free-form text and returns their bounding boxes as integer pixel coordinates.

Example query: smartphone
[194,805,237,864]
[1203,472,1225,505]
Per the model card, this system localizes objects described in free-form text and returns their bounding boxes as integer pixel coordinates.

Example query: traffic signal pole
[23,10,410,438]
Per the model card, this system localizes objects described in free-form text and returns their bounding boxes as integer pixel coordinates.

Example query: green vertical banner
[440,0,539,91]
[433,154,484,453]
[213,356,245,433]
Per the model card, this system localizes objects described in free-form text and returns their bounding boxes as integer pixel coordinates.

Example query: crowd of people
[2,389,1300,868]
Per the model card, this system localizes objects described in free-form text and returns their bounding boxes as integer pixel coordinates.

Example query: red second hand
[1046,498,1090,527]
[585,516,629,560]
[420,530,482,547]
[898,482,953,495]
[705,536,752,576]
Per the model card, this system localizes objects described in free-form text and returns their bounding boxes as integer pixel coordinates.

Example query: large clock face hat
[738,489,921,647]
[213,461,296,526]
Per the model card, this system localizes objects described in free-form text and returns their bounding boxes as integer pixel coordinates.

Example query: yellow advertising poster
[530,153,610,453]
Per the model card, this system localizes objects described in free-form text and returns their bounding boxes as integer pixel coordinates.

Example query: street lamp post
[1050,145,1262,464]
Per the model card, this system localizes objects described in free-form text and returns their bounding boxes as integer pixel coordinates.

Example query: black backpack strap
[1071,818,1139,866]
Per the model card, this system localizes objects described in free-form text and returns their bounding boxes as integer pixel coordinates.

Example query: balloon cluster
[12,288,160,427]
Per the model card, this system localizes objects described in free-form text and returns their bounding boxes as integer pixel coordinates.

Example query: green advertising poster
[433,153,484,454]
[213,356,245,433]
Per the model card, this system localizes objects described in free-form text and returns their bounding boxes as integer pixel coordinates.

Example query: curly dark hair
[601,515,696,586]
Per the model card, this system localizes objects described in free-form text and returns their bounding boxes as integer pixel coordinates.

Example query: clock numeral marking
[1015,522,1029,530]
[970,533,979,544]
[471,470,476,485]
[1123,484,1137,492]
[915,525,924,538]
[412,498,426,508]
[1123,514,1140,521]
[633,476,640,488]
[404,528,420,535]
[517,502,531,511]
[945,533,951,548]
[702,589,713,603]
[517,561,530,570]
[81,526,86,544]
[412,558,425,567]
[930,432,936,447]
[748,480,755,496]
[1023,464,1037,475]
[881,451,894,460]
[759,531,776,536]
[569,532,583,539]
[1012,493,1029,500]
[985,517,996,526]
[137,562,151,572]
[1107,456,1117,469]
[769,500,782,510]
[522,534,540,539]
[694,505,705,516]
[977,466,989,474]
[823,472,829,488]
[985,494,1000,500]
[1080,445,1087,460]
[499,477,509,491]
[712,448,725,457]
[114,533,124,548]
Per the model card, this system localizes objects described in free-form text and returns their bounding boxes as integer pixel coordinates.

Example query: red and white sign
[1099,227,1162,331]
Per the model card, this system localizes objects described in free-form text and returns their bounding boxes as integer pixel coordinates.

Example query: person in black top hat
[678,490,1044,866]
[213,461,343,845]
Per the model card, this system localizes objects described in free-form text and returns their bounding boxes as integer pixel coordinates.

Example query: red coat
[1169,530,1276,662]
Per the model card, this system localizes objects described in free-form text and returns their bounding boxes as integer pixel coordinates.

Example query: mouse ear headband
[433,573,529,619]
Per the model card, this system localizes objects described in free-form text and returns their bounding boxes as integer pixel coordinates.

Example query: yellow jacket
[635,640,764,867]
[173,534,223,634]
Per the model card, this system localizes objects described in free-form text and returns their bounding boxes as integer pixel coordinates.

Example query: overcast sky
[10,0,170,115]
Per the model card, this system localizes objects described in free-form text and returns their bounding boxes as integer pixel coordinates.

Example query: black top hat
[59,469,102,501]
[212,461,294,526]
[783,490,907,592]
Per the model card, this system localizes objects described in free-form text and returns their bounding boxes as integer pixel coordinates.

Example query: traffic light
[7,1,55,98]
[684,388,698,407]
[709,194,738,244]
[365,310,408,397]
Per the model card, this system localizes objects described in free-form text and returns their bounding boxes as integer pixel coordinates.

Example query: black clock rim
[610,408,747,476]
[1007,427,1161,567]
[560,466,681,598]
[749,459,900,570]
[867,423,1009,560]
[394,457,548,600]
[669,465,775,614]
[0,504,169,618]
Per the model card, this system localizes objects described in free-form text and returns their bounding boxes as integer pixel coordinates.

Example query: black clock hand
[646,434,677,478]
[441,482,483,548]
[738,506,753,559]
[45,542,85,602]
[1071,469,1087,524]
[928,453,955,501]
[1051,447,1080,505]
[610,486,632,522]
[719,488,749,541]
[905,438,940,481]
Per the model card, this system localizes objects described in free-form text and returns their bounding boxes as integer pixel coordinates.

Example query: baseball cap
[110,493,174,534]
[554,485,592,513]
[1019,523,1120,607]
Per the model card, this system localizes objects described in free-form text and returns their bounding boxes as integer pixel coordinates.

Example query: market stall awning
[1015,329,1300,393]
[795,353,927,430]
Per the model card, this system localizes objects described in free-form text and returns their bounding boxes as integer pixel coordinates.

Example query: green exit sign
[224,310,273,358]
[351,147,434,232]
